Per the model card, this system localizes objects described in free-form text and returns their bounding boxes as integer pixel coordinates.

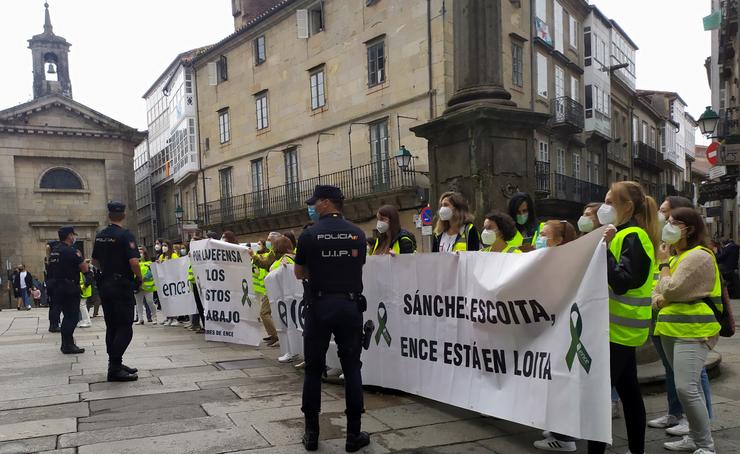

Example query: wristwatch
[658,263,670,271]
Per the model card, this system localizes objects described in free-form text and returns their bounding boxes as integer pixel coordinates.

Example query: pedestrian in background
[480,211,521,253]
[157,240,180,326]
[653,208,721,454]
[370,205,416,255]
[250,231,282,346]
[78,262,93,328]
[432,191,479,252]
[135,248,158,325]
[13,264,35,310]
[587,181,659,454]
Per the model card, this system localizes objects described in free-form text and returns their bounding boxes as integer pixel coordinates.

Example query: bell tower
[28,2,72,99]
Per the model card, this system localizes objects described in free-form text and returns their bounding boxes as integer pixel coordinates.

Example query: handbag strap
[702,296,724,319]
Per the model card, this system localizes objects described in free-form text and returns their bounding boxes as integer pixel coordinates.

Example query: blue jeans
[20,288,31,308]
[652,335,713,419]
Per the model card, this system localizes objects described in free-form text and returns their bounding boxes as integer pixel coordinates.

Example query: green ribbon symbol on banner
[241,279,251,307]
[374,302,392,347]
[565,303,592,373]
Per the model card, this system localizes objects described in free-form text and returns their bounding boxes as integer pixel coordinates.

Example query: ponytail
[642,196,660,253]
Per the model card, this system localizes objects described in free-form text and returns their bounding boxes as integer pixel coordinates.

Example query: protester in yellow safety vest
[534,220,577,249]
[157,240,181,326]
[371,205,416,255]
[652,208,721,453]
[507,192,540,251]
[135,248,158,325]
[577,202,603,235]
[78,269,93,328]
[249,232,282,347]
[432,191,479,252]
[584,181,659,454]
[479,211,521,254]
[648,195,713,436]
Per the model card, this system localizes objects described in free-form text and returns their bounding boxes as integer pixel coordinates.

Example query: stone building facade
[0,4,142,278]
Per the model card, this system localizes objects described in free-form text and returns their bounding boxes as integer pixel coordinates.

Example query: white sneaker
[169,320,181,327]
[533,437,576,452]
[649,414,680,428]
[137,320,144,325]
[278,353,298,363]
[693,449,716,454]
[325,367,342,377]
[78,322,91,328]
[160,319,168,325]
[666,419,690,436]
[664,436,697,451]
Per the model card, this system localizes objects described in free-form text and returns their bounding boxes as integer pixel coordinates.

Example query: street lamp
[698,106,720,138]
[394,145,430,177]
[175,205,184,223]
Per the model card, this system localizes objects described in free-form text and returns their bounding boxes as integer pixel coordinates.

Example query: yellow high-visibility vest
[654,246,722,339]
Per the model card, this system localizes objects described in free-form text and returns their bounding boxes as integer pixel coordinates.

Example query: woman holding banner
[653,208,720,454]
[586,181,658,454]
[135,248,158,325]
[480,211,520,253]
[432,192,479,253]
[371,205,416,255]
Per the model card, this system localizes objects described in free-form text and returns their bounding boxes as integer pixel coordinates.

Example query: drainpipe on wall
[193,66,208,227]
[427,0,434,120]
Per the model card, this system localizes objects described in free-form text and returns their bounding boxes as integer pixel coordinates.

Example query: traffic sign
[420,206,433,226]
[707,142,719,166]
[709,165,727,180]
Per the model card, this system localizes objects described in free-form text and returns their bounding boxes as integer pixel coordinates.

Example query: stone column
[447,0,514,110]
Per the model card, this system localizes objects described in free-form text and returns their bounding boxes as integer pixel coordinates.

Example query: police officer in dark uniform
[92,202,142,382]
[294,185,369,452]
[47,227,89,354]
[46,240,62,332]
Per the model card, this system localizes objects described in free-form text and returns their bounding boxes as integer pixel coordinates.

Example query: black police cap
[58,226,76,241]
[107,201,126,213]
[305,185,344,205]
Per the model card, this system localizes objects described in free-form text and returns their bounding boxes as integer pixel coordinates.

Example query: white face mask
[662,223,683,245]
[154,244,161,251]
[438,206,453,221]
[481,229,497,246]
[597,204,617,226]
[376,220,390,234]
[657,211,667,227]
[577,216,594,233]
[180,249,187,256]
[162,246,169,253]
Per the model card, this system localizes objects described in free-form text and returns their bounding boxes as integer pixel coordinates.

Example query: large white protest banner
[265,231,611,443]
[151,257,197,318]
[189,239,263,346]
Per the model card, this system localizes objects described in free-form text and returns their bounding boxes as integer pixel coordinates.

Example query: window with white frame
[555,66,565,99]
[535,0,547,20]
[284,147,299,185]
[512,41,524,87]
[218,108,230,144]
[642,121,648,143]
[310,67,326,110]
[537,52,548,98]
[570,75,579,102]
[255,92,269,130]
[251,159,263,193]
[569,16,578,50]
[538,140,550,162]
[367,38,386,87]
[632,116,639,142]
[554,2,564,53]
[219,167,233,199]
[556,148,565,174]
[254,35,266,65]
[573,152,581,178]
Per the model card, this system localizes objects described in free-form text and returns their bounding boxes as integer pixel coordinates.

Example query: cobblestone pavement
[0,305,738,453]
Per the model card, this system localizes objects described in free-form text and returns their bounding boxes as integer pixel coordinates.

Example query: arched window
[39,168,83,190]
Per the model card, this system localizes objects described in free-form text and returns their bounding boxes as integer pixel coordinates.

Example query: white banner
[151,257,197,318]
[265,231,611,443]
[189,239,263,346]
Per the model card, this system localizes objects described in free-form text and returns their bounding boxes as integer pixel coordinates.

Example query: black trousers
[588,342,645,454]
[48,283,61,328]
[51,281,80,343]
[100,277,135,368]
[302,295,364,430]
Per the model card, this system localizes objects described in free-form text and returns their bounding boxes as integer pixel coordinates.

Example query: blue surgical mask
[535,236,549,250]
[266,241,272,250]
[307,205,319,221]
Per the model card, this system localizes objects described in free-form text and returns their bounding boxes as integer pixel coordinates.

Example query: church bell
[46,62,56,74]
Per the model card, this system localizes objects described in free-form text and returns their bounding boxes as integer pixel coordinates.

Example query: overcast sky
[0,0,713,144]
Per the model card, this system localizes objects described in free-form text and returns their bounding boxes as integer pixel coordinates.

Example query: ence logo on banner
[375,302,392,347]
[565,303,592,373]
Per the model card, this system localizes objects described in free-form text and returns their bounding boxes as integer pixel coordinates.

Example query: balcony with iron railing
[198,158,418,227]
[607,141,631,167]
[157,223,181,242]
[632,141,664,173]
[535,161,608,205]
[549,96,585,134]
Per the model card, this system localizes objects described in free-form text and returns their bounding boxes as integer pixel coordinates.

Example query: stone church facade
[0,4,143,279]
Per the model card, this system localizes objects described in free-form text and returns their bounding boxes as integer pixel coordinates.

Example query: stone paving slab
[0,435,58,454]
[88,387,240,413]
[79,404,209,431]
[0,393,81,411]
[0,383,87,402]
[81,382,200,401]
[0,402,88,425]
[0,417,77,442]
[60,415,233,448]
[77,426,270,454]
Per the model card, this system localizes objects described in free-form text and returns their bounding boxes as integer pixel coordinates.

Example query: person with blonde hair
[534,220,577,249]
[586,181,659,454]
[432,192,479,252]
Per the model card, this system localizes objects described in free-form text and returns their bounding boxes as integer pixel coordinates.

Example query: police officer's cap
[57,226,76,241]
[305,185,344,205]
[107,201,126,213]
